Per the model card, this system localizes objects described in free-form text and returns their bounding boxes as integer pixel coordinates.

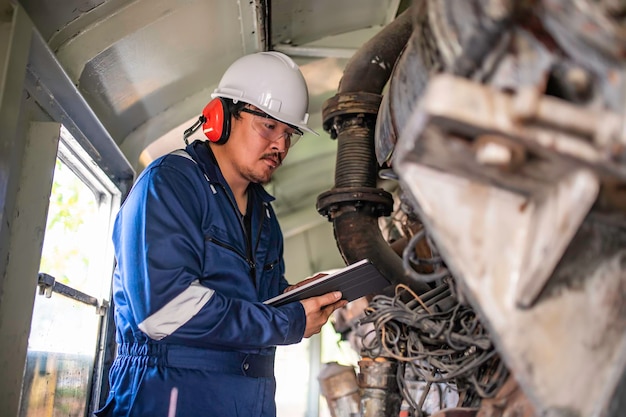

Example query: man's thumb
[320,291,342,306]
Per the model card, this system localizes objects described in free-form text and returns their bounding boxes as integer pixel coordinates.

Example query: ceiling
[19,0,407,278]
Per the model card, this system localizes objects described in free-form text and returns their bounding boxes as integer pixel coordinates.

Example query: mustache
[262,151,284,165]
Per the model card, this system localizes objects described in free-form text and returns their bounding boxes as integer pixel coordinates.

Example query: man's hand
[283,273,326,294]
[300,291,348,338]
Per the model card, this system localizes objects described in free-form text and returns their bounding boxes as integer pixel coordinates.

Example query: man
[96,52,347,417]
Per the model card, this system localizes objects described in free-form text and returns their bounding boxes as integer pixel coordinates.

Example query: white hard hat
[211,51,318,135]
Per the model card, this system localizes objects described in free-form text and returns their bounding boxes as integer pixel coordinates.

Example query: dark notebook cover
[264,259,391,307]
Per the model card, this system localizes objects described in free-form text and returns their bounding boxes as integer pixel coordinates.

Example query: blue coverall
[96,140,306,417]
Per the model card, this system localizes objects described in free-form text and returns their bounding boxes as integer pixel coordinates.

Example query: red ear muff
[201,98,231,144]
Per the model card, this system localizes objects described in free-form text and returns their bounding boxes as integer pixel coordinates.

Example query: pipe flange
[316,187,394,219]
[322,92,383,138]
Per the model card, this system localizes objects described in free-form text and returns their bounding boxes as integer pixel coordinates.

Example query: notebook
[264,259,391,307]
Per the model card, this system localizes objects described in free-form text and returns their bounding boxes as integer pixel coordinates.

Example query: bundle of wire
[359,282,509,413]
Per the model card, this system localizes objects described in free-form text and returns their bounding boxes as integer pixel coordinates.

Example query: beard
[242,152,283,185]
[246,170,272,185]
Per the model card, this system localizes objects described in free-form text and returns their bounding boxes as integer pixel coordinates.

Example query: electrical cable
[359,281,509,415]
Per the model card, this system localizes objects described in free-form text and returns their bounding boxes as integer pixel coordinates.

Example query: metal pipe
[318,362,361,417]
[317,7,430,294]
[358,359,402,417]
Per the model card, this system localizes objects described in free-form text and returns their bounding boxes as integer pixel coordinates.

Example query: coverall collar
[185,139,276,204]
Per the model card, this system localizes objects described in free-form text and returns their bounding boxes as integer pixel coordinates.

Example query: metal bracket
[37,272,109,315]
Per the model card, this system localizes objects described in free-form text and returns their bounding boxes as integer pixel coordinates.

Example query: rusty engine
[315,1,626,417]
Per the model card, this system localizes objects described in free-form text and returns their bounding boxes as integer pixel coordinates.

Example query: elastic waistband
[116,343,275,378]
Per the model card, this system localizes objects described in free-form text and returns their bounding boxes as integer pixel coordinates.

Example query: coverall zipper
[214,183,264,288]
[180,148,265,288]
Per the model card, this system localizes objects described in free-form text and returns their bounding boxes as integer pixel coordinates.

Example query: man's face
[224,107,296,185]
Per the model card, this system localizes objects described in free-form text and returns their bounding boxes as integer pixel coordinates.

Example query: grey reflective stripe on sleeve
[138,280,215,340]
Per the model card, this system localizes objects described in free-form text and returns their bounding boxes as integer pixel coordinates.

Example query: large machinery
[316,1,626,416]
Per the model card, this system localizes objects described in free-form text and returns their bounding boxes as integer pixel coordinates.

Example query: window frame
[57,127,122,415]
[25,125,122,417]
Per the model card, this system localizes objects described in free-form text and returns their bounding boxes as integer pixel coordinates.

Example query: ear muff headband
[202,97,231,144]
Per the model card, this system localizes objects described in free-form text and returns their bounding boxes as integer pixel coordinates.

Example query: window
[275,320,361,417]
[19,127,121,417]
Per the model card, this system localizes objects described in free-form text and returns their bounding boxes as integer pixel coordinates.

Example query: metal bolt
[566,67,591,97]
[474,135,526,170]
[476,141,514,166]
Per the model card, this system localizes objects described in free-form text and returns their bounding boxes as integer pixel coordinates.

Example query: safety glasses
[241,108,303,147]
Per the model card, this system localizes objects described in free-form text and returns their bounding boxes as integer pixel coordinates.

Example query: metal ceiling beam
[25,26,135,196]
